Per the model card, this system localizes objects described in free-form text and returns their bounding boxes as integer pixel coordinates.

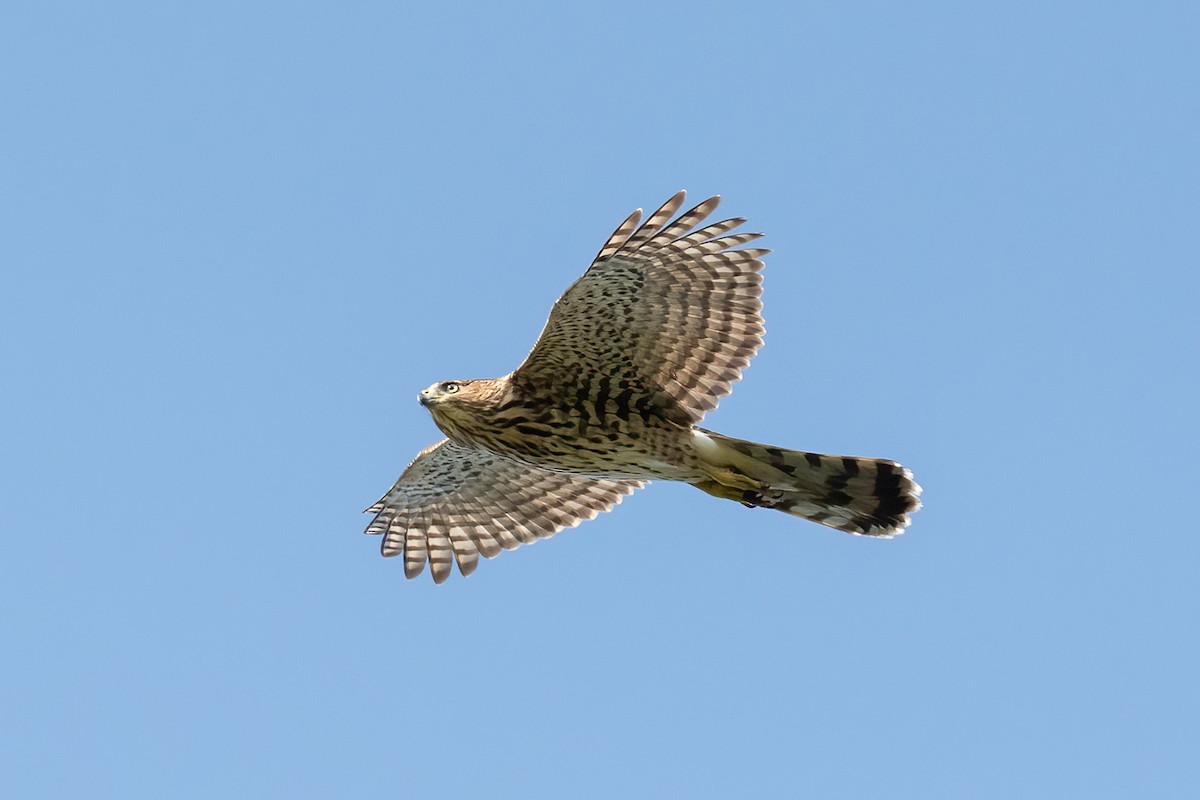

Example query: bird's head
[418,379,477,410]
[419,380,474,437]
[418,379,507,441]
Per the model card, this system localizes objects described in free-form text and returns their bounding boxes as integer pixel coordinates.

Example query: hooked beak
[418,390,432,407]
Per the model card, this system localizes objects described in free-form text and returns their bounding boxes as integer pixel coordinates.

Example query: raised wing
[512,191,768,426]
[365,439,643,583]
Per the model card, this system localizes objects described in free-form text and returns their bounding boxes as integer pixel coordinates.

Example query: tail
[691,429,922,536]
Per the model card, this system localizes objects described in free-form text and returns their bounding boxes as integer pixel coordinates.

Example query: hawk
[365,191,921,582]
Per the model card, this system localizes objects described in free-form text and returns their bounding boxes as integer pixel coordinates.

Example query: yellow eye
[443,382,460,394]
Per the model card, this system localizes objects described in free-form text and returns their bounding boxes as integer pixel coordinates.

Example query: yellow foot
[693,480,744,503]
[692,480,770,508]
[700,464,767,492]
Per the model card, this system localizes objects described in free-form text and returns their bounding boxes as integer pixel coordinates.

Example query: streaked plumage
[366,191,921,583]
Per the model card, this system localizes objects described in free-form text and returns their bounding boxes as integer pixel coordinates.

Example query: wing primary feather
[644,195,721,250]
[593,208,643,264]
[618,190,687,254]
[463,504,504,556]
[446,521,478,578]
[668,218,747,251]
[427,523,454,584]
[402,507,429,578]
[382,512,406,557]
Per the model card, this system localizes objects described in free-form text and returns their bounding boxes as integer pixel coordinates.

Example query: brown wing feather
[514,191,768,424]
[364,439,643,583]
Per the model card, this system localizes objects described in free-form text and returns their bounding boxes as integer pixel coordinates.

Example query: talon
[741,490,764,508]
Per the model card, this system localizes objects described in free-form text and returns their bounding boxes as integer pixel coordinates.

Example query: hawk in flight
[366,191,921,582]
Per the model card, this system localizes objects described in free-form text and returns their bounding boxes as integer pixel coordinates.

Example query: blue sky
[3,1,1198,797]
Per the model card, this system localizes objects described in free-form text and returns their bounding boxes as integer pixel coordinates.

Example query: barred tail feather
[691,429,922,536]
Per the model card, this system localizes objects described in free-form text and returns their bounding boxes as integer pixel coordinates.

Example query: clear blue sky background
[3,2,1198,797]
